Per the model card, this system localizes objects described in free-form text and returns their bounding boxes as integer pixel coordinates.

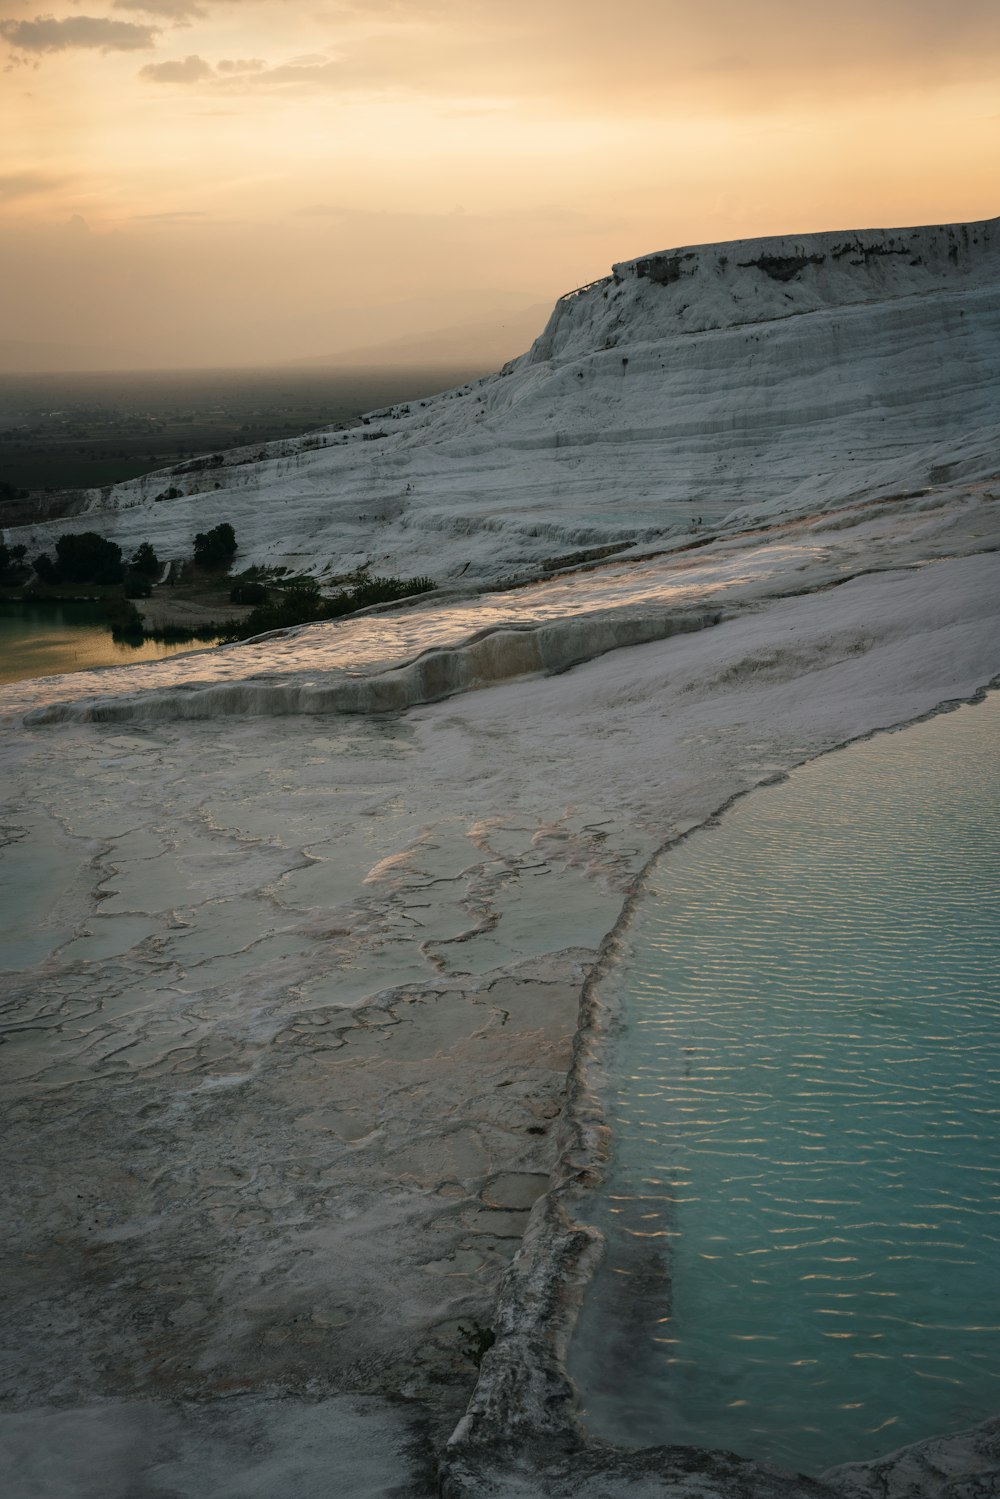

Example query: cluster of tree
[7,517,436,651]
[34,532,126,586]
[19,522,238,596]
[29,532,161,591]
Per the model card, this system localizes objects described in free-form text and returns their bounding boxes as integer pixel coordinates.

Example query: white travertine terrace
[4,217,998,584]
[2,219,999,1498]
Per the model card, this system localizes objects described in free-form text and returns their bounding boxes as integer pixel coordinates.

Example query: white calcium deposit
[1,219,999,1499]
[4,218,998,583]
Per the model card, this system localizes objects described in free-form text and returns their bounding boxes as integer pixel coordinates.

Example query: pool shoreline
[4,497,999,1499]
[445,678,1000,1492]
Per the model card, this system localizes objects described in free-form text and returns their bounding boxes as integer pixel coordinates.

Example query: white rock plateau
[1,218,999,1499]
[6,217,999,581]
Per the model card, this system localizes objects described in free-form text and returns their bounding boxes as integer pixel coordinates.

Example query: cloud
[131,208,207,218]
[216,56,265,73]
[201,0,1000,108]
[140,51,214,81]
[451,0,1000,110]
[242,60,339,87]
[113,0,206,19]
[0,170,67,201]
[0,15,159,53]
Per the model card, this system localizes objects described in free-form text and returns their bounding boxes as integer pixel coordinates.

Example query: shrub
[326,570,434,617]
[233,581,321,636]
[229,580,267,605]
[224,570,435,641]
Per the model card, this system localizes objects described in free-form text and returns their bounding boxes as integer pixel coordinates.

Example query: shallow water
[0,599,208,685]
[0,537,822,715]
[570,693,1000,1474]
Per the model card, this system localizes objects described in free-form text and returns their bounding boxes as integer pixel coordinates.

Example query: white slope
[2,486,999,1499]
[3,477,995,726]
[5,217,998,584]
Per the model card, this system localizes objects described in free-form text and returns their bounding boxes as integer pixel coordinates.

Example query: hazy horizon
[0,363,494,491]
[0,298,553,375]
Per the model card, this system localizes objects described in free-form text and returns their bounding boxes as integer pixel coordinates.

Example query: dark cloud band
[0,15,159,53]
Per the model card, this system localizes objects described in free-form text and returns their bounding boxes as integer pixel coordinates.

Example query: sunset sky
[2,0,998,368]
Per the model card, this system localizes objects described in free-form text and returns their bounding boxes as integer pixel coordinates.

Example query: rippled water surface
[570,694,1000,1473]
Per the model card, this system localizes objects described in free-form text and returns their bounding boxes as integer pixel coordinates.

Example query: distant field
[0,365,484,495]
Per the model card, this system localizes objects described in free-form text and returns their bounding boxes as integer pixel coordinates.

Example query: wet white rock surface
[0,1395,432,1499]
[2,491,1000,1491]
[1,476,995,727]
[824,1416,1000,1499]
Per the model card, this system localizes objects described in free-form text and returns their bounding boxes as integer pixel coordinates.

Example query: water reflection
[0,599,209,686]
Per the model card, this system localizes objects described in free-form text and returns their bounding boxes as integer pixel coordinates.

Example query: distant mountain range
[0,302,550,377]
[285,303,551,371]
[0,339,145,375]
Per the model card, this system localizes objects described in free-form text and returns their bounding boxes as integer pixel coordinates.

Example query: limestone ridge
[530,217,999,359]
[5,217,999,584]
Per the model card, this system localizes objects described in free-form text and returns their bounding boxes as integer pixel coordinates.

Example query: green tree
[54,531,124,585]
[0,542,26,580]
[193,523,237,570]
[131,542,160,577]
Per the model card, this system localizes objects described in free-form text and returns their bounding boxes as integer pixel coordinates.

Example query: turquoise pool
[570,692,1000,1474]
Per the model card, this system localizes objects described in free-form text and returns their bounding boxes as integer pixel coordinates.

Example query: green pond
[0,599,212,686]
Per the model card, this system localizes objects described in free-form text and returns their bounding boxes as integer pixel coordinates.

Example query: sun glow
[1,0,998,366]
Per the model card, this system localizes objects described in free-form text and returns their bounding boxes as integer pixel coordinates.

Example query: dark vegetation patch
[634,252,696,286]
[9,525,442,648]
[537,541,633,573]
[831,238,912,262]
[738,253,825,282]
[229,568,435,640]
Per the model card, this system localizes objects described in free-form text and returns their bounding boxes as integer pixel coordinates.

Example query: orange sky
[1,0,998,368]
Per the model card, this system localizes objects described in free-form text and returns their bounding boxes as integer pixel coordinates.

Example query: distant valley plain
[0,365,484,498]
